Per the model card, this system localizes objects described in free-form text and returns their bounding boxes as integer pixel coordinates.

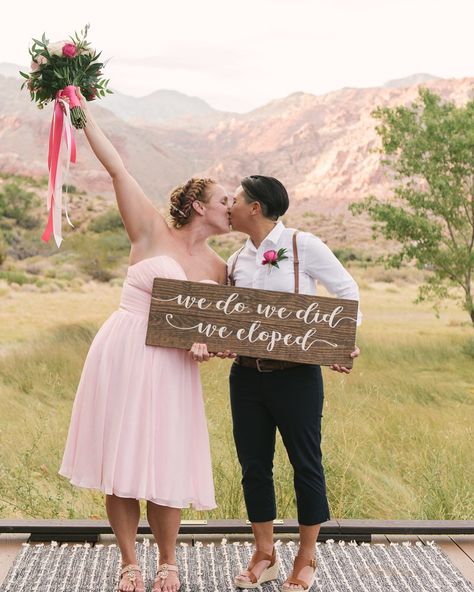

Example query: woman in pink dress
[59,88,230,592]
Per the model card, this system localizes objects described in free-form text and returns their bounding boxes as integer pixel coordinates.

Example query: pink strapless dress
[59,255,217,510]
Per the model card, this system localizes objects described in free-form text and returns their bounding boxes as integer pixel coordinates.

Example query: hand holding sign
[147,279,359,367]
[330,344,360,373]
[189,343,237,363]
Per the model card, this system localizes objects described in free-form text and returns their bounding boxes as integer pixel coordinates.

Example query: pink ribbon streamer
[42,85,79,247]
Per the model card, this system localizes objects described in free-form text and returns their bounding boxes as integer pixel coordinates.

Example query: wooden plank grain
[0,534,29,586]
[371,534,390,544]
[146,279,358,366]
[386,534,421,543]
[451,535,474,562]
[419,534,474,587]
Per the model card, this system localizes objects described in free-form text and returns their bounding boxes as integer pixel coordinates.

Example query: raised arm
[72,88,168,245]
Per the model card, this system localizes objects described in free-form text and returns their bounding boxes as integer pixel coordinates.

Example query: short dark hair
[241,175,289,220]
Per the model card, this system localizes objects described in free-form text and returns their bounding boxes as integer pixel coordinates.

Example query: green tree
[0,182,40,229]
[351,88,474,325]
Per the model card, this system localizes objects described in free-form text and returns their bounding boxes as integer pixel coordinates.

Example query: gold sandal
[281,554,317,591]
[153,562,180,591]
[234,546,279,589]
[118,564,144,592]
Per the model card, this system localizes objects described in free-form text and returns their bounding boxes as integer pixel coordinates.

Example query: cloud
[2,0,473,112]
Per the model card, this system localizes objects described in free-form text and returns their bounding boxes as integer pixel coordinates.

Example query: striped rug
[1,538,472,591]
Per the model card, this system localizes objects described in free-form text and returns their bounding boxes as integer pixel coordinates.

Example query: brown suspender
[293,230,300,294]
[228,230,300,292]
[228,246,244,286]
[292,230,300,294]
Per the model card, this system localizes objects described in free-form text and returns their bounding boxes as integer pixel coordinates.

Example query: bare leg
[235,520,275,584]
[283,524,320,590]
[105,494,144,592]
[147,501,181,592]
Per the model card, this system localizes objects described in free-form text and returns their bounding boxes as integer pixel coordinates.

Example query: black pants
[229,362,330,526]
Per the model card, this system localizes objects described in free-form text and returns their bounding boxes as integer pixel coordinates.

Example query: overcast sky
[1,0,472,112]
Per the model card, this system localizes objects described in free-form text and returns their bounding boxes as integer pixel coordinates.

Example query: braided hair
[169,177,216,228]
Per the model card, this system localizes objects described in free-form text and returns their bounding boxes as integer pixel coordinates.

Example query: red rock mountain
[1,69,472,219]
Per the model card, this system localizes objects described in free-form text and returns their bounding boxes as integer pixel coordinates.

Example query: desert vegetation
[0,174,472,520]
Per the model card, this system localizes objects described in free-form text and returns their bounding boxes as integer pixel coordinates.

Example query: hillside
[1,69,472,236]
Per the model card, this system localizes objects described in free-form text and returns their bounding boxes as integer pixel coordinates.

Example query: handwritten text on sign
[146,279,359,366]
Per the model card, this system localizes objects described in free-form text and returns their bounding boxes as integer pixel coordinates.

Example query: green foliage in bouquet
[19,24,112,128]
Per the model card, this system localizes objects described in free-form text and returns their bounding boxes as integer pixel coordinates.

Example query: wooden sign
[146,279,359,367]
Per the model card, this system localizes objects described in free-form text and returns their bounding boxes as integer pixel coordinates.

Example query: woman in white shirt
[227,175,360,592]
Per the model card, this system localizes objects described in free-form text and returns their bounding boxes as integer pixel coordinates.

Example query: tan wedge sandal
[118,564,144,592]
[281,554,317,591]
[153,562,180,591]
[234,546,279,589]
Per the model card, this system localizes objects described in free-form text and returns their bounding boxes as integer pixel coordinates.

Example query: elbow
[338,281,360,302]
[110,166,127,181]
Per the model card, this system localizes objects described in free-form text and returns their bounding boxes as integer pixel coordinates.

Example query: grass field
[0,265,473,521]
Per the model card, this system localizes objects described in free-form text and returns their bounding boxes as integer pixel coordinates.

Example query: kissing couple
[59,87,361,592]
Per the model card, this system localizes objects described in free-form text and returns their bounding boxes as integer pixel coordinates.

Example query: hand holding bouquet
[20,24,112,247]
[20,24,111,129]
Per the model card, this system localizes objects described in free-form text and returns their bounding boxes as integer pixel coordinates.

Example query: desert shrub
[0,270,33,285]
[0,172,48,188]
[461,337,474,359]
[0,183,40,229]
[61,184,86,195]
[332,248,368,263]
[0,232,7,266]
[68,230,129,282]
[208,236,245,260]
[373,271,395,283]
[3,229,56,260]
[88,209,124,233]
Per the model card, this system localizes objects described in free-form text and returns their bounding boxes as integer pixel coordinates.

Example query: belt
[235,355,303,373]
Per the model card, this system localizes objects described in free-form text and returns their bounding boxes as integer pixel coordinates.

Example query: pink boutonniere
[262,248,288,268]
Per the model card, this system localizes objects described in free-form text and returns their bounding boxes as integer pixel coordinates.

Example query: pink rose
[262,250,278,265]
[62,43,77,58]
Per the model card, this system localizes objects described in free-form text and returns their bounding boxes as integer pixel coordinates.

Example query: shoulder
[281,227,320,240]
[207,246,227,268]
[207,251,228,285]
[287,228,326,249]
[294,231,339,266]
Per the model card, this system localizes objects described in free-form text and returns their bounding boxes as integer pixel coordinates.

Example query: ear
[192,200,206,216]
[250,201,261,216]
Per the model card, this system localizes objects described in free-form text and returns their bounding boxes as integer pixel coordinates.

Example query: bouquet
[20,24,111,128]
[19,25,112,247]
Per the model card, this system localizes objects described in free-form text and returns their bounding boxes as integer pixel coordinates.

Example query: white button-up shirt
[227,222,362,325]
